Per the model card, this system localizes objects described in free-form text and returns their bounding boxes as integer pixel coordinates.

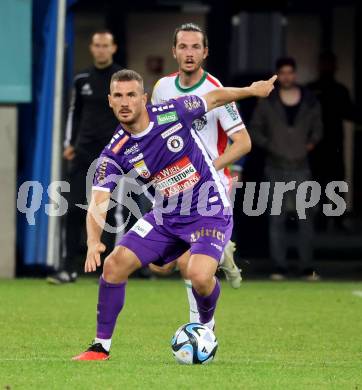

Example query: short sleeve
[173,95,207,128]
[92,149,123,193]
[151,79,162,104]
[216,102,245,137]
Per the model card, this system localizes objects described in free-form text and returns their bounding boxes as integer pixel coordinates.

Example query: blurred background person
[308,51,361,231]
[250,57,323,281]
[47,30,122,284]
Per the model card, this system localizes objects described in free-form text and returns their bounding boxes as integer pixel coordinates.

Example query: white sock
[184,279,200,323]
[94,337,112,352]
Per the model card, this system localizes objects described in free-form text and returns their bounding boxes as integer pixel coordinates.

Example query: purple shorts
[118,211,233,267]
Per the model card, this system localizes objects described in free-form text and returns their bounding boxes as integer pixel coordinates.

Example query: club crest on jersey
[133,159,151,178]
[192,115,207,132]
[161,123,183,139]
[167,135,184,153]
[184,97,201,111]
[157,111,178,125]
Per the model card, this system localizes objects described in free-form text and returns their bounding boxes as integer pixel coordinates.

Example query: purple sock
[96,276,126,339]
[192,278,220,324]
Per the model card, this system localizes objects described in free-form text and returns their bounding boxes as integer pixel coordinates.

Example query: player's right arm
[203,76,277,112]
[85,190,110,273]
[85,148,123,272]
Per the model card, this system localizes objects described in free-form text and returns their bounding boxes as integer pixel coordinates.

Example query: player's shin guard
[191,278,220,324]
[184,279,200,323]
[96,276,126,339]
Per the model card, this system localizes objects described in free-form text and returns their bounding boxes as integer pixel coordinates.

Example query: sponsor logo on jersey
[225,103,239,121]
[129,153,144,164]
[161,123,183,139]
[157,111,178,125]
[190,227,226,243]
[167,135,184,153]
[152,104,175,113]
[184,96,201,111]
[133,159,151,178]
[192,115,207,132]
[124,143,139,155]
[153,156,200,197]
[111,135,129,154]
[81,83,93,95]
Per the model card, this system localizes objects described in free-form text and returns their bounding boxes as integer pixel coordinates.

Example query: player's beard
[180,59,203,76]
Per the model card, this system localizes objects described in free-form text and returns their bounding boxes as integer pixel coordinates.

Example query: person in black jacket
[250,57,323,281]
[308,51,361,230]
[47,30,122,284]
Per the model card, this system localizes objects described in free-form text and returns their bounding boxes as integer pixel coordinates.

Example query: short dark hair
[173,23,208,48]
[91,29,115,43]
[275,57,297,71]
[110,69,144,91]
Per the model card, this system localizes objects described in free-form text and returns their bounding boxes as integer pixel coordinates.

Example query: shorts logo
[161,123,183,139]
[167,135,184,153]
[157,111,178,125]
[192,115,207,132]
[211,243,223,252]
[133,159,151,178]
[131,219,153,238]
[225,103,239,121]
[129,153,144,164]
[153,156,200,197]
[111,135,129,154]
[124,143,139,155]
[184,97,201,111]
[190,227,226,243]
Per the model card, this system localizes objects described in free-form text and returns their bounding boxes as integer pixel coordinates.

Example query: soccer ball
[171,323,218,365]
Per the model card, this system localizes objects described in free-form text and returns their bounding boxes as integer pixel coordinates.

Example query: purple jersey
[92,95,230,218]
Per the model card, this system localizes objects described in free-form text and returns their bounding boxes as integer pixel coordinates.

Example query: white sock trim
[94,337,112,352]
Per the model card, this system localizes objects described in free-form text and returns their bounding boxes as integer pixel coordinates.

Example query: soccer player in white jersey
[150,23,251,322]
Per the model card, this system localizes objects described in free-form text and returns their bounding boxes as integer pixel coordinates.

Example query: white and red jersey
[151,70,245,189]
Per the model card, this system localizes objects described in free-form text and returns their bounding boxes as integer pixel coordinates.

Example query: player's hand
[249,75,277,98]
[63,145,76,160]
[84,242,106,273]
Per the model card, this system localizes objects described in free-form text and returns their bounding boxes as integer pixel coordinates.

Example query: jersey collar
[175,70,208,93]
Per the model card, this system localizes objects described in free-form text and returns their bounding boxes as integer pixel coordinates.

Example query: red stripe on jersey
[206,74,221,88]
[217,120,232,188]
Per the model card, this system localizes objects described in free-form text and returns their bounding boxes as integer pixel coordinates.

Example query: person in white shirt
[150,23,252,323]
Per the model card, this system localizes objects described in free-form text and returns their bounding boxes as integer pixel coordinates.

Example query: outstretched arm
[203,75,277,112]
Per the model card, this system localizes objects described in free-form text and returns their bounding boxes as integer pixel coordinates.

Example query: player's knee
[188,271,212,294]
[103,248,136,283]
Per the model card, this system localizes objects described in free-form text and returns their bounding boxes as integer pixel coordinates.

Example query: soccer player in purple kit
[72,69,276,361]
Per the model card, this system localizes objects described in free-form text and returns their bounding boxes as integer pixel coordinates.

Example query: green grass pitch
[1,278,362,389]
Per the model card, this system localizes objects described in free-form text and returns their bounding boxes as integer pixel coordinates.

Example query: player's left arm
[213,129,251,171]
[203,75,277,112]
